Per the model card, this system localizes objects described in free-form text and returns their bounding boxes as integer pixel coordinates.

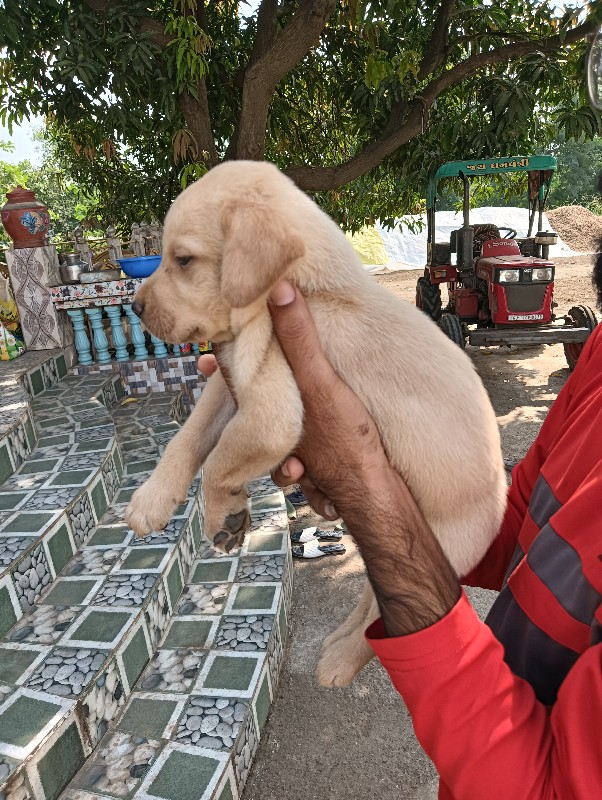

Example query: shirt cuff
[365,590,482,671]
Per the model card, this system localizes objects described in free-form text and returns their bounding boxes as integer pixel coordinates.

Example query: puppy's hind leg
[317,591,380,688]
[321,577,375,650]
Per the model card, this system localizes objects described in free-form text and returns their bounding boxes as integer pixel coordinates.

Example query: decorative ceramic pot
[1,186,50,249]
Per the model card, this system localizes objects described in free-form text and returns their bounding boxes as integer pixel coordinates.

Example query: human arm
[267,281,602,799]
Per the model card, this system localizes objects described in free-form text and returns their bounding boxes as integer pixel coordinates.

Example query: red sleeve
[462,328,602,591]
[367,593,602,800]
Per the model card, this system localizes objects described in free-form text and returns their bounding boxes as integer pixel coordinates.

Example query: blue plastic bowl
[116,255,162,278]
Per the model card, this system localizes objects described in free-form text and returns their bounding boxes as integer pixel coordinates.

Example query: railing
[50,279,209,366]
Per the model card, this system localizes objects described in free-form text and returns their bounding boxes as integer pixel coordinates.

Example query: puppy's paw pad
[224,508,250,534]
[213,529,245,554]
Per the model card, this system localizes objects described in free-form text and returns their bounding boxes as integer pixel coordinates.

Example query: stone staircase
[0,352,292,800]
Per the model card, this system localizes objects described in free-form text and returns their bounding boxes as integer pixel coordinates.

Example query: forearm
[339,463,460,637]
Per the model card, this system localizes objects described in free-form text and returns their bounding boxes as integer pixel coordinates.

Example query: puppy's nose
[131,300,144,317]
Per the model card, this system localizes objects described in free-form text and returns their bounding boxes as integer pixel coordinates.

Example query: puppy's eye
[175,256,192,268]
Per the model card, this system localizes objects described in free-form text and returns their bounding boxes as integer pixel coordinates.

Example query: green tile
[204,655,257,691]
[70,610,131,644]
[0,491,28,511]
[247,533,285,553]
[37,415,70,428]
[191,561,232,583]
[166,560,183,608]
[24,417,36,451]
[0,443,14,485]
[1,512,54,533]
[0,646,40,684]
[18,459,59,475]
[114,448,123,479]
[121,548,167,571]
[118,697,177,739]
[122,626,150,690]
[38,722,85,800]
[46,523,75,575]
[217,779,234,800]
[114,378,125,400]
[48,470,93,487]
[56,354,67,378]
[77,418,110,429]
[126,459,158,475]
[250,494,283,512]
[254,672,271,731]
[162,619,212,649]
[148,750,220,800]
[0,585,18,639]
[88,525,129,546]
[116,487,136,504]
[41,579,97,606]
[74,439,111,453]
[0,694,61,746]
[29,369,44,396]
[90,479,108,519]
[232,585,276,611]
[37,435,71,447]
[190,513,202,551]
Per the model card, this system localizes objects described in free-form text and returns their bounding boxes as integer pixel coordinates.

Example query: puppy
[125,160,506,688]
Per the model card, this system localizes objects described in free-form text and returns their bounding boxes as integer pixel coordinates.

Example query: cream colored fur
[125,160,507,688]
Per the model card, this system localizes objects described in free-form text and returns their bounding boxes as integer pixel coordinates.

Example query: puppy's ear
[220,195,305,308]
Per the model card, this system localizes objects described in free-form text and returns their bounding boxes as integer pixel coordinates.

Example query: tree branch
[233,0,337,160]
[285,15,599,192]
[417,0,457,80]
[83,0,170,48]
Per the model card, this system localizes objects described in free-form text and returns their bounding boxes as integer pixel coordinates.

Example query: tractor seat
[472,224,501,256]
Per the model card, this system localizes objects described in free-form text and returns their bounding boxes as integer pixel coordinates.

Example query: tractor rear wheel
[564,305,598,371]
[416,277,442,322]
[438,313,466,349]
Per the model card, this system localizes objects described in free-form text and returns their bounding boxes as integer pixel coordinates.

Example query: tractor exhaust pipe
[457,171,474,272]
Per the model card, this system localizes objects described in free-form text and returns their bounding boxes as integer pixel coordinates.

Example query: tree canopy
[0,1,601,232]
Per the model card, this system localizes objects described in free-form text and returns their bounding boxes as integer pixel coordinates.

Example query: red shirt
[367,325,602,800]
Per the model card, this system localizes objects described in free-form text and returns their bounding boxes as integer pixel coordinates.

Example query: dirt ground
[242,254,597,800]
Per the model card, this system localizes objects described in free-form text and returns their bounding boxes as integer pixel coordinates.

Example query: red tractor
[416,156,597,369]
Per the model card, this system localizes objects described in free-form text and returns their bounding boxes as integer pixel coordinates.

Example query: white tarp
[362,207,576,274]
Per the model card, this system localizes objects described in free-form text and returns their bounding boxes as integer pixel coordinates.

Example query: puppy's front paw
[125,478,186,538]
[316,634,374,689]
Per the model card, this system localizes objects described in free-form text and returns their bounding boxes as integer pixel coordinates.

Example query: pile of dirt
[546,205,602,253]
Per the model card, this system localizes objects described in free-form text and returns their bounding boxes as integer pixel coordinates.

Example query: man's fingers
[198,354,218,377]
[272,456,305,487]
[299,480,339,521]
[269,281,336,393]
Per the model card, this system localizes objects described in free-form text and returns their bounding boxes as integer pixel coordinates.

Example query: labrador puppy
[125,160,506,688]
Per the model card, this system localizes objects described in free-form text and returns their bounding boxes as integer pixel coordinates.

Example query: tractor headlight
[499,269,520,282]
[534,267,552,281]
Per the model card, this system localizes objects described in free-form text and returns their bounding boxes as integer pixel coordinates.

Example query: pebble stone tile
[234,710,258,788]
[215,616,273,652]
[73,425,115,442]
[236,555,285,583]
[249,508,288,534]
[96,505,127,526]
[175,697,247,750]
[101,455,119,500]
[246,477,277,497]
[8,604,81,644]
[27,487,81,510]
[8,425,30,467]
[12,541,52,610]
[67,547,123,576]
[176,584,229,616]
[3,766,29,800]
[0,535,36,566]
[73,731,161,797]
[92,573,157,607]
[27,647,108,697]
[69,492,96,547]
[61,454,107,470]
[144,581,170,648]
[139,648,204,693]
[84,658,127,746]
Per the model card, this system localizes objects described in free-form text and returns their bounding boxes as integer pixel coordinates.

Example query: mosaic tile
[92,573,157,608]
[235,555,284,583]
[176,585,229,616]
[71,731,161,797]
[190,560,237,585]
[175,696,247,751]
[214,615,273,652]
[232,708,258,791]
[117,547,170,573]
[80,661,125,748]
[7,605,82,645]
[0,535,36,567]
[139,649,205,694]
[40,578,101,607]
[144,580,170,649]
[161,617,218,651]
[63,607,137,649]
[117,694,184,740]
[68,493,96,548]
[12,542,53,612]
[195,652,264,699]
[26,647,108,698]
[66,547,123,576]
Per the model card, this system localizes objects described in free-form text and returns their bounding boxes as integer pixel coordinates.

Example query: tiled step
[60,480,292,800]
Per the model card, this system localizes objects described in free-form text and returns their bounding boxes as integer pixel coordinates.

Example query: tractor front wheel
[438,313,466,349]
[564,305,598,371]
[416,277,442,322]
